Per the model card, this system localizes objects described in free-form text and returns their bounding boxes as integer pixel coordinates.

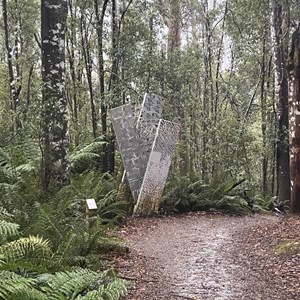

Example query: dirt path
[116,213,299,299]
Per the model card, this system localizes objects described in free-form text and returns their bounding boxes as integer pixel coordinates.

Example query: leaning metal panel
[122,93,165,186]
[110,104,144,201]
[133,119,180,216]
[136,93,165,161]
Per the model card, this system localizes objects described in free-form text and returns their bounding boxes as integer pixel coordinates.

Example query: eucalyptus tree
[41,0,69,191]
[1,0,38,132]
[221,0,278,193]
[2,0,19,130]
[270,0,290,203]
[288,25,300,213]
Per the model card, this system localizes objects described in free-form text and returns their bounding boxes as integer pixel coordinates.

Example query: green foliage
[0,267,127,300]
[0,235,51,263]
[22,171,128,271]
[70,141,107,173]
[0,206,127,299]
[0,270,44,300]
[161,176,253,215]
[0,220,19,242]
[0,143,128,299]
[38,268,126,300]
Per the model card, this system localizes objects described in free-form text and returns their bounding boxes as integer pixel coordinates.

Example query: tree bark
[67,0,79,146]
[41,0,70,191]
[288,25,300,213]
[94,0,109,172]
[80,6,97,140]
[270,0,290,202]
[2,0,22,130]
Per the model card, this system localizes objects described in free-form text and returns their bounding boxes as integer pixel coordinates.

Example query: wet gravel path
[117,213,291,299]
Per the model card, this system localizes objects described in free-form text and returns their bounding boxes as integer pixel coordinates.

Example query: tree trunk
[270,0,290,202]
[107,0,119,174]
[41,0,70,191]
[261,34,268,197]
[201,0,211,181]
[79,6,97,140]
[94,0,109,172]
[288,25,300,213]
[2,0,22,131]
[67,0,79,146]
[167,0,182,53]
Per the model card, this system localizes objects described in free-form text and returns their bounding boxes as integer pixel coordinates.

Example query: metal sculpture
[110,94,180,216]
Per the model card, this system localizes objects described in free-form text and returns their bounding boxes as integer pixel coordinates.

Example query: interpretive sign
[86,198,97,210]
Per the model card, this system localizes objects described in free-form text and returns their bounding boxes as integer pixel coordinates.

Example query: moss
[275,240,300,255]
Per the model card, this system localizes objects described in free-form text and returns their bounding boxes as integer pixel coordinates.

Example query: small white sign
[86,198,97,210]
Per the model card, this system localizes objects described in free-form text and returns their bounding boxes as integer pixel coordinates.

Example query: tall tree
[270,0,290,202]
[288,25,300,213]
[41,0,69,191]
[2,0,22,131]
[94,0,109,172]
[79,3,97,140]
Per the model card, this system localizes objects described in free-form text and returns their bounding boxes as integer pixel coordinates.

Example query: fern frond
[0,148,10,168]
[37,268,127,300]
[0,207,14,219]
[0,270,46,300]
[51,232,79,269]
[0,220,19,241]
[38,268,103,299]
[75,278,127,300]
[0,236,52,262]
[96,278,127,300]
[70,141,106,173]
[28,204,63,242]
[15,162,36,173]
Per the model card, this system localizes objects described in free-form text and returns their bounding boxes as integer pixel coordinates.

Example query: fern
[70,141,106,173]
[0,220,19,242]
[0,207,14,219]
[0,148,10,168]
[38,268,127,300]
[0,270,46,300]
[0,235,52,262]
[162,176,254,214]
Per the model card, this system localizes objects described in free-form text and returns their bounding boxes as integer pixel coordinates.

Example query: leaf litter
[112,212,299,299]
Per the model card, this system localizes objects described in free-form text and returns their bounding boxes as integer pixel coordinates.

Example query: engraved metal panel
[136,93,165,167]
[133,119,180,216]
[110,104,144,200]
[121,93,165,196]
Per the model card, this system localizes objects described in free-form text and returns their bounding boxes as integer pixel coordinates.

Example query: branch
[244,69,262,119]
[118,0,134,32]
[34,32,41,49]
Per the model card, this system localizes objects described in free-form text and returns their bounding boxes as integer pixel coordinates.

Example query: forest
[0,0,300,299]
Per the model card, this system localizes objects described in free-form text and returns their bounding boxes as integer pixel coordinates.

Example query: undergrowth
[0,145,129,299]
[160,175,269,215]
